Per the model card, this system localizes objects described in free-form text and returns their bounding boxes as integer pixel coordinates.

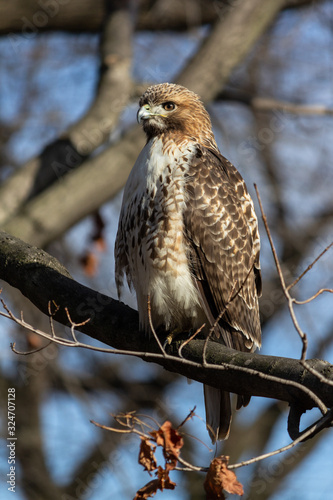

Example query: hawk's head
[137,83,215,144]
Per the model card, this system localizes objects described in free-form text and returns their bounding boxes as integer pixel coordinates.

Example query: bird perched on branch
[115,83,262,442]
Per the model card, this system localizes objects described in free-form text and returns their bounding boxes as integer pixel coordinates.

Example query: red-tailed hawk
[115,83,261,442]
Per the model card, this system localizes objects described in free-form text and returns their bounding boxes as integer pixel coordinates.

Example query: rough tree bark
[1,230,332,414]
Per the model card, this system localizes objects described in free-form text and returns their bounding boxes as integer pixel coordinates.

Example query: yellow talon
[163,328,182,348]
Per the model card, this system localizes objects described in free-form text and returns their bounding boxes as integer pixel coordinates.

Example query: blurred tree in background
[0,1,333,499]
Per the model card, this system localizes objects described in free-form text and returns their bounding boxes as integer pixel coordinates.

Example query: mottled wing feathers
[184,145,261,351]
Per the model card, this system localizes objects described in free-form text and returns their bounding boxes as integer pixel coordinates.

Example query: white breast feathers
[116,137,203,333]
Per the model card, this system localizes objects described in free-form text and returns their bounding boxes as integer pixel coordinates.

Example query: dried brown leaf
[156,466,176,491]
[204,456,243,499]
[150,420,184,470]
[134,466,176,499]
[139,438,157,473]
[134,479,159,499]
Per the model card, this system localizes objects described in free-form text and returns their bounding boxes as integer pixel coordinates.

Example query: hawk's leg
[162,327,200,349]
[163,327,183,349]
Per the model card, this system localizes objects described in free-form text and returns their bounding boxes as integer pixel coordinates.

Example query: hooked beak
[137,105,166,124]
[137,105,152,124]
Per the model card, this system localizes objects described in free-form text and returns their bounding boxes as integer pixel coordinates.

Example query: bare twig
[205,262,255,362]
[255,184,308,360]
[230,408,333,470]
[176,455,208,473]
[147,294,166,356]
[177,407,197,430]
[134,413,164,433]
[202,283,237,367]
[294,288,333,305]
[48,300,59,339]
[204,357,327,415]
[0,301,168,358]
[90,406,333,476]
[91,420,135,435]
[288,242,333,290]
[178,324,205,358]
[10,340,52,356]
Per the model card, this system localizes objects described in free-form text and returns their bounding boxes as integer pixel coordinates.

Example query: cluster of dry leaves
[93,412,243,500]
[135,421,182,499]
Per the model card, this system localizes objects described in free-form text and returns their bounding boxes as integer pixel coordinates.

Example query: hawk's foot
[163,328,182,349]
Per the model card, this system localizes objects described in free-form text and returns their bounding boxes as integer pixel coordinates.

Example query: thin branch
[202,280,239,367]
[294,288,333,305]
[90,406,333,476]
[288,241,333,290]
[203,358,327,416]
[147,294,166,356]
[202,259,257,367]
[0,305,158,358]
[176,456,208,473]
[91,420,134,435]
[178,324,205,358]
[92,412,166,441]
[255,184,308,360]
[64,306,91,343]
[10,340,52,356]
[177,407,197,430]
[134,414,164,433]
[230,408,333,470]
[48,300,59,339]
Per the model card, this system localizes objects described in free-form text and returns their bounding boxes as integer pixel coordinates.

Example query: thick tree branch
[217,89,333,115]
[177,0,287,100]
[0,0,317,36]
[2,127,144,247]
[0,2,133,225]
[0,0,225,35]
[1,230,333,412]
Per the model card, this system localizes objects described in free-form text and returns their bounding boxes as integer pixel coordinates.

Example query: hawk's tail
[204,385,232,443]
[236,393,251,409]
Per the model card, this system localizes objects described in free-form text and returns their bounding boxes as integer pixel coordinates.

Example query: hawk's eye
[162,102,175,111]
